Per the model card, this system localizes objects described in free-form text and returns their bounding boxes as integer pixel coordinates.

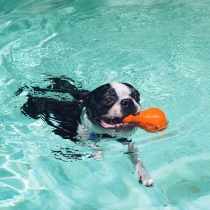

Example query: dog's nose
[121,98,134,108]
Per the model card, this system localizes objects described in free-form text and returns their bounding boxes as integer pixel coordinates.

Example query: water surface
[0,0,210,209]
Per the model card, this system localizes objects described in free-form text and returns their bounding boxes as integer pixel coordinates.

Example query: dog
[16,77,153,187]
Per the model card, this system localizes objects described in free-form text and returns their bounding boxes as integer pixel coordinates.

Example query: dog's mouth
[98,114,137,132]
[100,116,123,129]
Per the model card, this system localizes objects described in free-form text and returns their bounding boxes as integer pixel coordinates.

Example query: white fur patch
[80,108,109,134]
[108,82,140,116]
[110,82,131,100]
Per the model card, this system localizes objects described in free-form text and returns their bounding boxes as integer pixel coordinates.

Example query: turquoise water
[1,0,210,209]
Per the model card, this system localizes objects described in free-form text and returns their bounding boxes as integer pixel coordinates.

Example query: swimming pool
[1,0,210,209]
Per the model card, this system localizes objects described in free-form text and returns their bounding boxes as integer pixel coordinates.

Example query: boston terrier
[16,77,153,187]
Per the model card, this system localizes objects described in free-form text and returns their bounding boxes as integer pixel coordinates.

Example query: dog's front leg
[128,143,154,187]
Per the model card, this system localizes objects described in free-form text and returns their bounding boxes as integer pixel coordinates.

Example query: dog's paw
[92,151,104,160]
[140,178,154,187]
[89,143,100,149]
[128,143,138,153]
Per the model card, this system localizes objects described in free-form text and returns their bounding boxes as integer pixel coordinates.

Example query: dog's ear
[70,90,90,104]
[79,90,91,103]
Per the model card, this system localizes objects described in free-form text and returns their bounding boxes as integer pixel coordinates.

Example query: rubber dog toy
[122,108,168,132]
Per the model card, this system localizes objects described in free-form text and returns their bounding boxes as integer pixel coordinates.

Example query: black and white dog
[16,77,153,187]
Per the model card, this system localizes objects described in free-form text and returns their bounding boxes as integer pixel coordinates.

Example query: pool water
[1,0,210,209]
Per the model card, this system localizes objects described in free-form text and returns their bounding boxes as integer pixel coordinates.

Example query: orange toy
[122,108,168,132]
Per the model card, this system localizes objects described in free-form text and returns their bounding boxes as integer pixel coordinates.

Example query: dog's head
[81,82,140,135]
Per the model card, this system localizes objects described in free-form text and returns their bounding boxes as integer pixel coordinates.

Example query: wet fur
[16,77,153,187]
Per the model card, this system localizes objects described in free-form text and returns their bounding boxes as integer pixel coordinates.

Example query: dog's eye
[103,98,114,105]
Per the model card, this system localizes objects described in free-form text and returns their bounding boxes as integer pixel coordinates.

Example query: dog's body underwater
[16,77,153,187]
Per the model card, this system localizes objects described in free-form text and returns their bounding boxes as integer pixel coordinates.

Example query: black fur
[16,78,155,186]
[17,77,90,143]
[17,77,130,143]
